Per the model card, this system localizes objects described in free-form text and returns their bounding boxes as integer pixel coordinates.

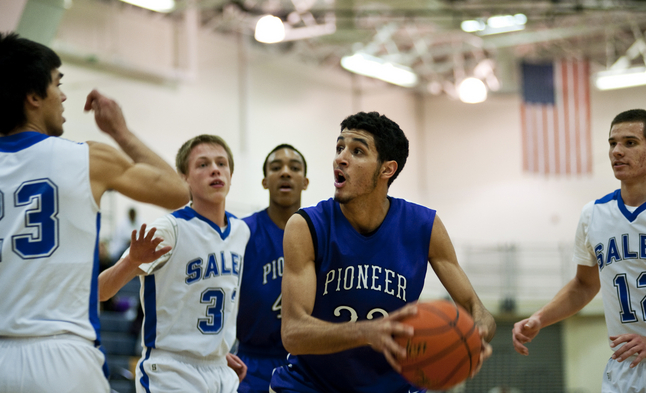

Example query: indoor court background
[3,0,642,391]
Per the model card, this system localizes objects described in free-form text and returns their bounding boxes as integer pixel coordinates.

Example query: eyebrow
[608,135,641,142]
[337,135,370,148]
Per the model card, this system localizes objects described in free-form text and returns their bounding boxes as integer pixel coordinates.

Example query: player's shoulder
[593,189,620,206]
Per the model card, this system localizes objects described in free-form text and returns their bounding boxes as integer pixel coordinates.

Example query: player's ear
[381,160,397,180]
[302,177,309,190]
[262,177,269,190]
[24,91,42,109]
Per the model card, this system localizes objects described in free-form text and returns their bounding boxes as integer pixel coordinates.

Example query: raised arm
[98,224,170,301]
[84,90,189,208]
[512,264,600,355]
[280,214,416,371]
[428,214,496,341]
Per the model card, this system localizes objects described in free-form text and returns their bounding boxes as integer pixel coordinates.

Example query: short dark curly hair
[610,109,646,137]
[262,144,307,177]
[340,111,409,186]
[0,33,62,135]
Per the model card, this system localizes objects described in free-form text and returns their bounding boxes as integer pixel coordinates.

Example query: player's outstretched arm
[428,215,496,342]
[280,214,415,369]
[84,90,189,209]
[98,224,170,301]
[512,264,600,356]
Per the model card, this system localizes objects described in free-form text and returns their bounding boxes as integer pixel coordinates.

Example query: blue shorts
[237,353,288,393]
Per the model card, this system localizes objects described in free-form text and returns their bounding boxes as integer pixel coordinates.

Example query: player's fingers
[138,224,147,239]
[154,246,171,257]
[631,351,646,368]
[84,89,100,111]
[130,229,137,243]
[145,227,157,241]
[383,349,402,373]
[511,336,529,355]
[389,302,418,319]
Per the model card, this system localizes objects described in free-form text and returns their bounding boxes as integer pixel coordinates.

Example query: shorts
[237,353,288,393]
[0,334,110,393]
[603,356,646,393]
[136,347,239,393]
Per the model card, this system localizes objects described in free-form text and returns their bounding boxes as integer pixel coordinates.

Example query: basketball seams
[397,300,481,391]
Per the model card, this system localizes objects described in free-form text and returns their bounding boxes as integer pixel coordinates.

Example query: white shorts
[0,334,109,393]
[603,356,646,393]
[136,347,239,393]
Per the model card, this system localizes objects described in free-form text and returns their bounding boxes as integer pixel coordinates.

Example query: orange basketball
[395,299,482,391]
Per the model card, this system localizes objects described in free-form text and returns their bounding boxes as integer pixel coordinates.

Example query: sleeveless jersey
[137,206,250,359]
[0,132,101,342]
[237,208,288,357]
[574,189,646,345]
[286,197,435,393]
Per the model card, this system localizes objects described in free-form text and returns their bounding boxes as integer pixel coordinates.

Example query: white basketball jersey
[136,207,249,359]
[0,132,101,341]
[574,190,646,343]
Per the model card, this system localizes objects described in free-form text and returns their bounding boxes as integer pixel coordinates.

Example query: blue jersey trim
[171,206,235,240]
[596,189,646,223]
[142,275,157,348]
[90,213,107,378]
[139,347,153,393]
[0,131,49,152]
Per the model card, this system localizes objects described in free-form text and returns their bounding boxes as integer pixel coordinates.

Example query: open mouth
[279,183,293,191]
[334,169,346,185]
[211,179,224,187]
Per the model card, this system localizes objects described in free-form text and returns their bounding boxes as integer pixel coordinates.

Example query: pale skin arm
[428,214,496,376]
[280,214,417,372]
[512,264,600,356]
[84,90,189,208]
[98,224,170,301]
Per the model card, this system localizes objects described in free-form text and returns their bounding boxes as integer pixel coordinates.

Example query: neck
[267,202,300,230]
[620,181,646,206]
[339,194,390,235]
[191,200,227,228]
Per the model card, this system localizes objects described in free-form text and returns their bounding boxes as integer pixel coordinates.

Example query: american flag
[520,60,592,175]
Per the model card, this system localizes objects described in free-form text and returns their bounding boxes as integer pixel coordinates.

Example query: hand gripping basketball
[395,300,482,391]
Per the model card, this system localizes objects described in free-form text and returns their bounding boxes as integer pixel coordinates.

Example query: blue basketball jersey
[0,132,102,342]
[277,197,435,393]
[237,209,288,357]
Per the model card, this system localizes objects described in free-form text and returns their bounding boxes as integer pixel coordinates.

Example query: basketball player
[513,109,646,392]
[99,134,250,393]
[270,112,496,393]
[0,33,190,393]
[236,144,309,393]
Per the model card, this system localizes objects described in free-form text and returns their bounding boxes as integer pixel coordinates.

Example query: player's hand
[512,316,542,356]
[470,325,493,378]
[128,224,170,265]
[610,334,646,367]
[226,353,247,382]
[84,89,129,138]
[364,302,417,372]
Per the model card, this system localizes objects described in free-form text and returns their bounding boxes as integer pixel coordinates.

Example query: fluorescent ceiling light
[458,77,487,103]
[594,67,646,90]
[119,0,175,13]
[340,53,418,88]
[255,15,285,44]
[461,14,526,36]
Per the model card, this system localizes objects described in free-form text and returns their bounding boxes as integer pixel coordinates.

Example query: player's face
[184,143,232,206]
[41,69,67,136]
[609,121,646,184]
[333,128,382,204]
[263,148,308,208]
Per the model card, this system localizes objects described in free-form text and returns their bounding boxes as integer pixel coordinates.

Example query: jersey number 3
[0,180,60,262]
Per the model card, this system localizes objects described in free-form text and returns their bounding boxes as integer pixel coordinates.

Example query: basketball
[395,299,482,391]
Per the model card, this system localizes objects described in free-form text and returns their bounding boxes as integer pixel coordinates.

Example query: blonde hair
[175,134,234,175]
